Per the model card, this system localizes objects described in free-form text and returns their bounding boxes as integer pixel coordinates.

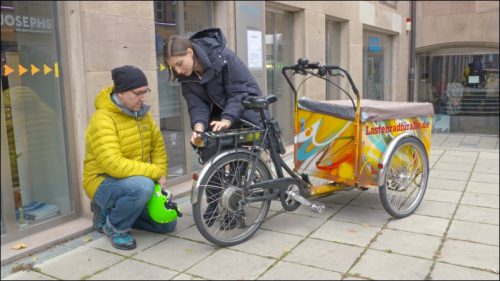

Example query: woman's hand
[158,175,167,190]
[191,123,205,145]
[210,119,231,131]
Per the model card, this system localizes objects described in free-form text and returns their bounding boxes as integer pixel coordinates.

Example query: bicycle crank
[285,190,325,214]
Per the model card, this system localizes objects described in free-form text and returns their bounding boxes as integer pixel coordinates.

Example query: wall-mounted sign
[1,13,54,33]
[247,30,263,69]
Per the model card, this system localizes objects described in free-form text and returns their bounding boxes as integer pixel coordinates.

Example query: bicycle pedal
[310,202,325,214]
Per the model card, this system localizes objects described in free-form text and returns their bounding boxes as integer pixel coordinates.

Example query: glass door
[265,9,294,145]
[363,31,392,100]
[154,1,213,177]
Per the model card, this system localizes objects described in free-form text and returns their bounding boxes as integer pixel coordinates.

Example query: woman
[163,27,266,163]
[163,28,267,229]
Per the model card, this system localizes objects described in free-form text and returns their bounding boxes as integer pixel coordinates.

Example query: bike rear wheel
[192,152,272,246]
[379,137,429,218]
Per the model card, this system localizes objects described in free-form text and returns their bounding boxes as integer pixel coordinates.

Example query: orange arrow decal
[43,64,52,75]
[31,64,40,75]
[3,64,14,76]
[18,64,28,76]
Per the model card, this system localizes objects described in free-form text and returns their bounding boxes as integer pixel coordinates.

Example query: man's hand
[210,119,231,131]
[158,175,167,190]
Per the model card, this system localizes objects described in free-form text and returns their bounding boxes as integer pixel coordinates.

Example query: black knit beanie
[111,65,148,93]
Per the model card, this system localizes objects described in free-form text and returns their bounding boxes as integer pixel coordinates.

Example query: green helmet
[147,183,179,224]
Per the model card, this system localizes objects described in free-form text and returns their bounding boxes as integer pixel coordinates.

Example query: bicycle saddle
[242,95,277,110]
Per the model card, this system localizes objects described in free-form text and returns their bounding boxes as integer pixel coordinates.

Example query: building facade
[1,0,498,261]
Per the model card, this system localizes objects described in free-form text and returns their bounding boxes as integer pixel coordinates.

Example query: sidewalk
[2,134,499,280]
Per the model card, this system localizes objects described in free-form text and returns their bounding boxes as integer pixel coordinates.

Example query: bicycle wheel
[379,137,429,218]
[192,152,272,246]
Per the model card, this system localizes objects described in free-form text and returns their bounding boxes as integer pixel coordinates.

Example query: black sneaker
[203,203,219,227]
[220,211,245,230]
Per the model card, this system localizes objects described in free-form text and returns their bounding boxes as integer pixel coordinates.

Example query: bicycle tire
[192,151,272,246]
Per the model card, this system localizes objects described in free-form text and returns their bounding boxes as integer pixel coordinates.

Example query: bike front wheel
[192,151,272,246]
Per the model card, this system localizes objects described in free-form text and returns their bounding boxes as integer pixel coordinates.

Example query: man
[83,65,176,250]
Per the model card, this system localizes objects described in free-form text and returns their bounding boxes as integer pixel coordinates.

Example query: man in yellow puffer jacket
[83,65,176,250]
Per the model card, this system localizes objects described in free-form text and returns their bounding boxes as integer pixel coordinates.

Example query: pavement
[1,133,499,280]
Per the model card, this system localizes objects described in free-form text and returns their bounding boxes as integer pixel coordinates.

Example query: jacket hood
[95,86,150,118]
[181,28,228,83]
[189,28,227,50]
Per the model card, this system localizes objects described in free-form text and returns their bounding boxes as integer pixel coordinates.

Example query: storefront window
[265,9,293,144]
[363,31,392,100]
[154,1,212,177]
[417,53,499,134]
[326,20,342,100]
[1,1,72,231]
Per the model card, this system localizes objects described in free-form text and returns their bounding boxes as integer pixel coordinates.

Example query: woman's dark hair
[163,35,195,81]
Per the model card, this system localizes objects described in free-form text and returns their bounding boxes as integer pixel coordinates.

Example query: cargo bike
[190,58,434,246]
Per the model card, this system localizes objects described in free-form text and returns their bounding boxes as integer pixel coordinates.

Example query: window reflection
[417,53,499,134]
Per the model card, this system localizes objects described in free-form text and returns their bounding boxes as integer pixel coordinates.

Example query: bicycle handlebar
[281,58,360,100]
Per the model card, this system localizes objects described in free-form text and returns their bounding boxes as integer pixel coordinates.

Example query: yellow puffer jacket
[82,86,167,199]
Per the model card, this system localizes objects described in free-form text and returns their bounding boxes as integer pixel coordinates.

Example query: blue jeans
[93,176,177,234]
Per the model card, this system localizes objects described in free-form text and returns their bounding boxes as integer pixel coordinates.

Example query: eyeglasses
[131,88,151,97]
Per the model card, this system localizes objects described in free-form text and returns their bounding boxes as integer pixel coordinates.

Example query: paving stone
[331,205,391,227]
[283,238,364,273]
[454,205,499,225]
[36,247,124,280]
[461,193,499,208]
[173,225,209,244]
[473,165,500,175]
[349,192,385,210]
[438,155,472,164]
[229,229,303,259]
[440,135,465,148]
[289,202,344,219]
[429,169,470,181]
[86,229,168,257]
[442,150,479,158]
[171,273,205,280]
[474,158,500,167]
[168,214,195,235]
[133,237,216,272]
[3,271,56,280]
[424,189,462,203]
[349,249,433,280]
[258,261,342,280]
[469,173,499,184]
[370,229,442,259]
[310,220,380,247]
[432,162,474,172]
[414,200,457,219]
[187,248,275,280]
[89,259,178,280]
[261,212,326,236]
[478,152,499,160]
[466,182,499,195]
[427,178,467,191]
[386,214,449,237]
[447,220,499,246]
[431,262,499,280]
[319,190,362,205]
[440,240,499,272]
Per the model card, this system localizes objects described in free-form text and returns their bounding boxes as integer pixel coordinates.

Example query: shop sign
[368,36,382,53]
[1,13,54,33]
